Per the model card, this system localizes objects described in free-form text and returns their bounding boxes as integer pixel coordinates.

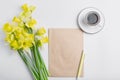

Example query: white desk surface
[0,0,120,80]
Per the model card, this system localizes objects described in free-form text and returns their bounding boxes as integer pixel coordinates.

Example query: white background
[0,0,120,80]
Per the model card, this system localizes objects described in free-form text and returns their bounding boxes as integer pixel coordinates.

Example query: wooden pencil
[76,50,85,80]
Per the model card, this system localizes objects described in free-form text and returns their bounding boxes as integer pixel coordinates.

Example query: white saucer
[77,7,105,34]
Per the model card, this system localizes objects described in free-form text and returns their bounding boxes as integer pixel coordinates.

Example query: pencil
[76,50,85,80]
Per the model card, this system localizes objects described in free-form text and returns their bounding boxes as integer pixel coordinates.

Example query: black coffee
[87,13,99,25]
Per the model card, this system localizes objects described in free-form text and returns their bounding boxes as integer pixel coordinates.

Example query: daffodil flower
[36,27,46,36]
[38,36,48,47]
[41,36,48,43]
[22,4,36,12]
[19,11,32,20]
[20,4,36,21]
[26,18,37,28]
[19,39,33,49]
[29,5,36,12]
[13,16,21,23]
[21,4,29,12]
[5,33,15,43]
[3,23,13,33]
[10,40,20,50]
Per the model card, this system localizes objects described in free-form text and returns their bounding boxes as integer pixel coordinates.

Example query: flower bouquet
[3,4,49,80]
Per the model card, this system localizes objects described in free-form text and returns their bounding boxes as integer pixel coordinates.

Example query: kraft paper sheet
[48,28,83,77]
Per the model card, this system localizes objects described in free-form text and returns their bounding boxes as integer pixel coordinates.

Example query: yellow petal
[29,5,36,12]
[20,40,33,49]
[38,36,48,47]
[21,4,36,12]
[3,23,13,33]
[10,40,20,50]
[21,4,29,12]
[26,18,37,28]
[25,34,34,43]
[12,16,21,23]
[5,34,15,43]
[19,12,26,20]
[41,36,48,43]
[36,27,46,36]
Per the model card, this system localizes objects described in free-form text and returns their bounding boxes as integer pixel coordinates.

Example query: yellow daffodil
[36,27,46,36]
[20,4,36,20]
[24,34,34,44]
[5,33,15,43]
[26,18,37,28]
[13,16,21,23]
[19,11,32,20]
[21,4,36,12]
[19,39,33,49]
[3,23,13,33]
[21,4,29,12]
[16,32,24,40]
[41,36,48,43]
[29,5,36,12]
[14,27,23,37]
[10,40,20,50]
[27,34,34,41]
[19,12,26,20]
[38,36,48,47]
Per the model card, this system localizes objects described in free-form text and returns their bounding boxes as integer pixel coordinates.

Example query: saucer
[77,7,105,34]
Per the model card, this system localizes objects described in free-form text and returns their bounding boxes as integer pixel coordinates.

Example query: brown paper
[48,28,83,77]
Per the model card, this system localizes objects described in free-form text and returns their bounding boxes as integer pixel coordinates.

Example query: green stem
[35,44,49,79]
[35,44,49,77]
[31,43,49,80]
[17,50,39,80]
